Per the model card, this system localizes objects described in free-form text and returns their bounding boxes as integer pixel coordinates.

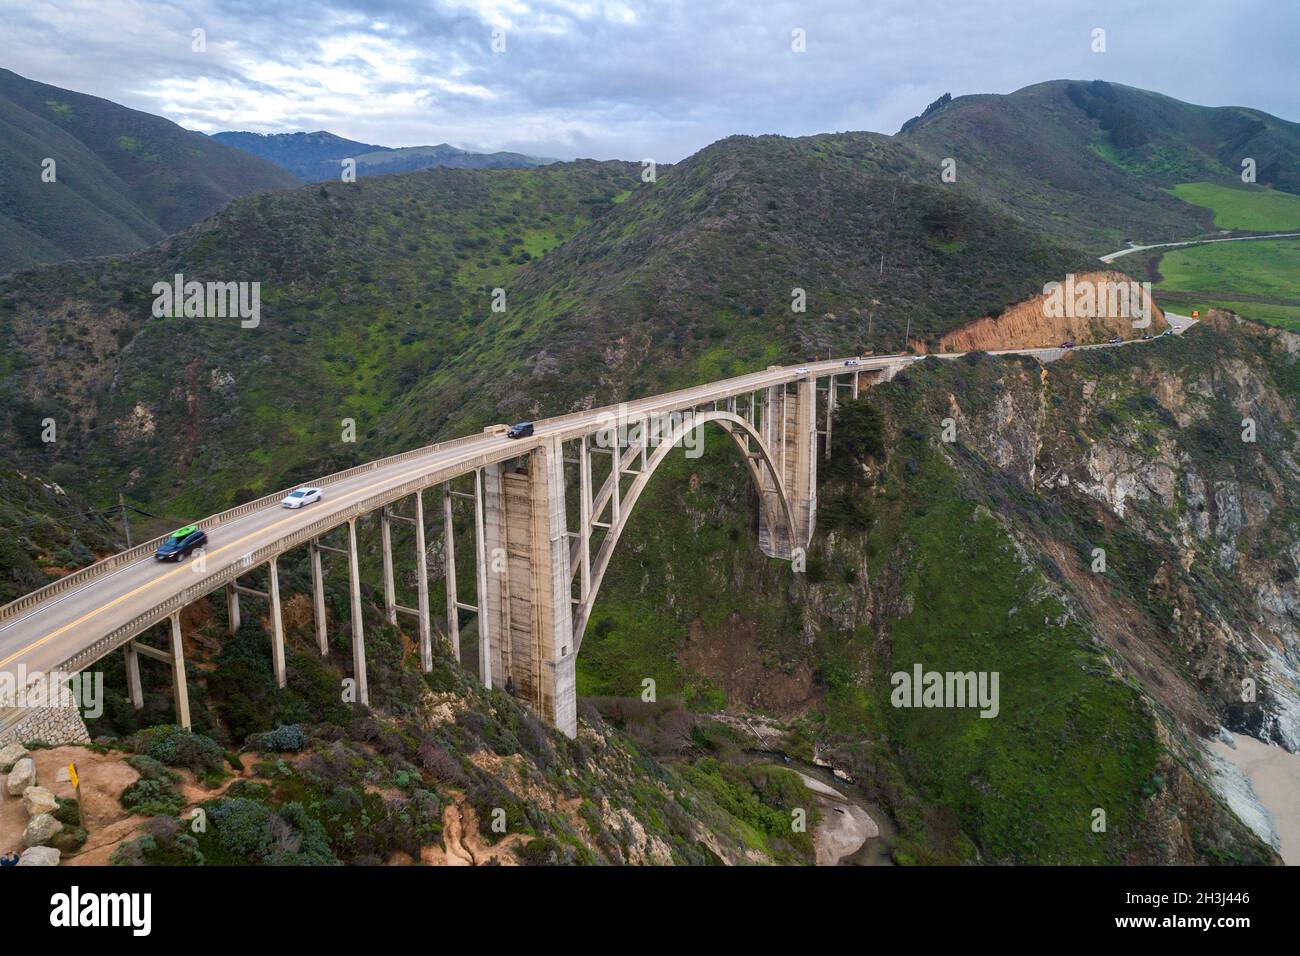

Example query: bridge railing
[0,430,495,624]
[52,447,510,676]
[1,354,901,626]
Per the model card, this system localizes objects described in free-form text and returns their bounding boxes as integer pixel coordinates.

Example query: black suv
[506,422,535,439]
[155,525,208,561]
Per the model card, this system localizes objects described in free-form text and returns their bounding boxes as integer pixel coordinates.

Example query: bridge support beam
[473,468,493,689]
[124,642,143,709]
[483,439,577,737]
[169,614,190,731]
[346,518,369,706]
[309,538,328,655]
[380,507,397,626]
[225,584,240,635]
[414,490,432,672]
[757,376,817,559]
[442,484,461,661]
[269,556,286,689]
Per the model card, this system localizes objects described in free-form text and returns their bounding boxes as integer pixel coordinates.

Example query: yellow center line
[0,451,472,670]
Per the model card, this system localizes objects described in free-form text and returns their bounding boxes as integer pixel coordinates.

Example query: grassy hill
[0,69,300,275]
[212,130,554,182]
[900,80,1300,251]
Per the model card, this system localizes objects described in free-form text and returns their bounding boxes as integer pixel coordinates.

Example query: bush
[246,724,309,752]
[136,725,226,777]
[121,778,185,816]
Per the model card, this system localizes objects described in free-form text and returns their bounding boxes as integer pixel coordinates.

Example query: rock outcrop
[924,270,1169,352]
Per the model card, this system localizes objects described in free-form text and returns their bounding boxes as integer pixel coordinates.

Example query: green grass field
[1154,239,1300,330]
[1170,182,1300,231]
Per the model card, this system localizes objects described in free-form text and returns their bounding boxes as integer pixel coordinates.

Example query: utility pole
[903,316,912,352]
[119,491,132,547]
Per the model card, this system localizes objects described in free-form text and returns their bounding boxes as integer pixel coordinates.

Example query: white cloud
[0,0,1295,161]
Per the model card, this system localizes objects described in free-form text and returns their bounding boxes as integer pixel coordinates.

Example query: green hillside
[900,80,1300,251]
[1169,182,1300,231]
[0,69,300,275]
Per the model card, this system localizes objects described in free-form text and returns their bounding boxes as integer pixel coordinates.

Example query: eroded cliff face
[582,309,1292,863]
[921,270,1169,352]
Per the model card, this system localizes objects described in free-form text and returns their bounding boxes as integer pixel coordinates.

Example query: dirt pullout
[923,270,1169,353]
[680,613,819,713]
[0,745,144,865]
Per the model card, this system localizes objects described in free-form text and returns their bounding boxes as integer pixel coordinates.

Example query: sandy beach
[1211,733,1300,864]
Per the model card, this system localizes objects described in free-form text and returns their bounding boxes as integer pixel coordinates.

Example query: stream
[745,750,896,865]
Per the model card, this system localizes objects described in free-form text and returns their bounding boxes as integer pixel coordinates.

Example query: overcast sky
[2,0,1295,162]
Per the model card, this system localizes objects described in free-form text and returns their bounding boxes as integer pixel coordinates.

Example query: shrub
[247,724,308,752]
[136,725,226,777]
[121,778,185,816]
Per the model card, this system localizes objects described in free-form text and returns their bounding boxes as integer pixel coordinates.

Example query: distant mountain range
[210,130,555,182]
[0,69,299,276]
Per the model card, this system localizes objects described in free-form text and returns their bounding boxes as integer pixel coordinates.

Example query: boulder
[0,741,28,772]
[17,846,60,866]
[23,785,58,817]
[23,812,62,847]
[5,756,36,796]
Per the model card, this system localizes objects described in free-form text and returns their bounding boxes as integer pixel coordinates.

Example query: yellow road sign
[68,762,78,790]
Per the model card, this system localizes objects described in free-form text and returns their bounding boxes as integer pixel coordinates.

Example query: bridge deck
[0,354,902,678]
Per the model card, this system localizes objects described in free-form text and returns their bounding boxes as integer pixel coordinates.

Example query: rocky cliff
[922,270,1169,352]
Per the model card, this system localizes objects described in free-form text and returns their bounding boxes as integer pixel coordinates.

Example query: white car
[795,366,810,374]
[282,487,323,509]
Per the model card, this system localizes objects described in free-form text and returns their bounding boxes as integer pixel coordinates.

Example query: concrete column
[473,468,493,689]
[610,444,621,527]
[124,642,143,709]
[380,507,397,626]
[852,372,859,399]
[414,490,432,673]
[169,614,190,731]
[826,374,836,460]
[346,518,369,706]
[309,538,328,655]
[578,434,592,601]
[482,463,511,688]
[225,584,240,635]
[442,484,460,660]
[757,378,817,559]
[269,556,286,689]
[796,376,818,544]
[480,441,577,737]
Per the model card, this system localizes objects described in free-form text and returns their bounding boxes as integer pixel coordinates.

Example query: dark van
[506,422,535,439]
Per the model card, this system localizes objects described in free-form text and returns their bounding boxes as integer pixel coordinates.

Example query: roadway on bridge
[0,354,899,678]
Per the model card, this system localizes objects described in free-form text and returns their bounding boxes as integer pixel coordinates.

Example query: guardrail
[0,429,496,624]
[52,444,511,676]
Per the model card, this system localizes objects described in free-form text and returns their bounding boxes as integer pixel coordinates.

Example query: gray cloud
[1,0,1295,161]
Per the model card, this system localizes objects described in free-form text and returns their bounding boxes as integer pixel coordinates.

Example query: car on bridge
[1060,340,1076,349]
[507,422,535,439]
[844,358,861,366]
[281,487,323,509]
[154,525,207,562]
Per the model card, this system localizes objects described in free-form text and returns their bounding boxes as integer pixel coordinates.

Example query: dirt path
[420,801,531,866]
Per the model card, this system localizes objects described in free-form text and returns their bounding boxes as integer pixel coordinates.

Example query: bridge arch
[572,408,797,649]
